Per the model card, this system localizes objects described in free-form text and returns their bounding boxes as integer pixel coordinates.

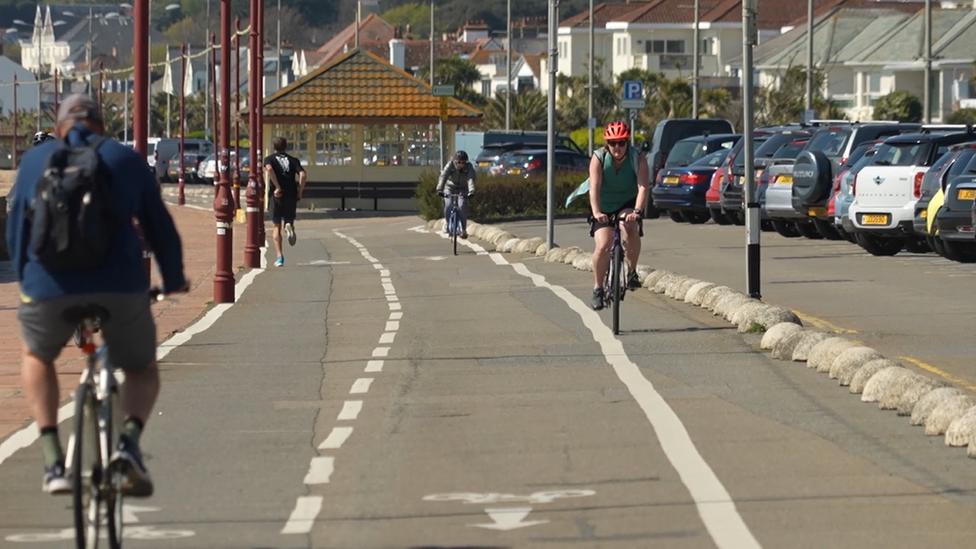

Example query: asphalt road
[1,213,975,548]
[498,216,976,393]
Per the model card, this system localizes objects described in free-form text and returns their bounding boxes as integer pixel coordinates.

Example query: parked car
[154,138,214,183]
[913,145,976,242]
[706,164,729,225]
[166,151,206,184]
[819,141,882,240]
[847,126,976,256]
[933,145,976,261]
[646,118,735,217]
[832,145,883,243]
[198,150,248,184]
[663,133,740,169]
[720,131,774,225]
[653,148,731,224]
[757,135,813,238]
[504,149,590,177]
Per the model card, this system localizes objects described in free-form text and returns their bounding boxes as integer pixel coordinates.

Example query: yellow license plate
[862,214,889,225]
[920,210,928,218]
[958,189,976,200]
[808,207,827,217]
[478,161,491,167]
[739,176,746,185]
[778,176,793,185]
[509,169,522,175]
[663,176,679,184]
[377,161,387,166]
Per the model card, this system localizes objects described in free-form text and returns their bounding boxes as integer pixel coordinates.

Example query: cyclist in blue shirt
[6,94,188,497]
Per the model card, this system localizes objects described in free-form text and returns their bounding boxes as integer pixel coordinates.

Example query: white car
[847,127,976,256]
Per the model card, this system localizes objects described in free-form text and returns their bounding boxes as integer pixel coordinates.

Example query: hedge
[415,169,591,221]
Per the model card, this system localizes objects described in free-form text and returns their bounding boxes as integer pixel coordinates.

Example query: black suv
[723,127,814,223]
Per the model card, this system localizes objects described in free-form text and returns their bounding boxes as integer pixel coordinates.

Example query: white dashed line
[385,321,400,331]
[380,270,390,277]
[318,427,354,450]
[350,378,374,394]
[389,312,403,320]
[365,360,384,373]
[379,332,396,344]
[389,302,402,311]
[337,400,362,421]
[372,347,390,357]
[386,295,399,302]
[281,496,324,534]
[303,457,335,485]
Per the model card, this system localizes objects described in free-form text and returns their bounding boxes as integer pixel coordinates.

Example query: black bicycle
[599,212,635,335]
[66,289,162,549]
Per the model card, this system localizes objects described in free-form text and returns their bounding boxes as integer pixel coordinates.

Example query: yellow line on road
[898,356,976,392]
[794,311,858,334]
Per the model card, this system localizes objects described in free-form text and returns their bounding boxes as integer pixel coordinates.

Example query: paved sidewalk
[0,202,251,442]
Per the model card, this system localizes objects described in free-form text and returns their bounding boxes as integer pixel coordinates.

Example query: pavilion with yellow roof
[261,48,483,211]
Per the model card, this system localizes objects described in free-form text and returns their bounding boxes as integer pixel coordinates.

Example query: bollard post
[257,0,266,245]
[213,0,236,303]
[233,16,242,213]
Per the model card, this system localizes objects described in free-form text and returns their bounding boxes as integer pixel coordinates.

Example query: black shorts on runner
[272,196,297,225]
[588,198,644,237]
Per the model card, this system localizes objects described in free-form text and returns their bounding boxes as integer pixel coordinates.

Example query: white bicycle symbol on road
[6,526,194,542]
[423,490,596,505]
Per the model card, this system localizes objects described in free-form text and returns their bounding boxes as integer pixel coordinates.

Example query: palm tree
[420,56,486,107]
[482,90,548,130]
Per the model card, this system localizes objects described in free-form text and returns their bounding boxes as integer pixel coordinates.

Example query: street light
[164,4,181,138]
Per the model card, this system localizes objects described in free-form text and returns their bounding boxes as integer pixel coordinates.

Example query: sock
[39,426,64,469]
[124,418,144,448]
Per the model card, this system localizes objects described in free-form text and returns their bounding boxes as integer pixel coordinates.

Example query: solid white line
[281,496,324,534]
[318,426,354,450]
[385,321,400,331]
[389,302,402,311]
[350,378,374,394]
[0,243,270,467]
[389,312,403,320]
[372,347,390,357]
[337,400,362,421]
[379,332,396,344]
[507,262,762,549]
[303,456,335,485]
[365,360,384,373]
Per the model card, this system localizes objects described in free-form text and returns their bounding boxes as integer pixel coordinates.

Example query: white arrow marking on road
[299,260,351,266]
[408,225,428,233]
[425,256,447,261]
[469,507,549,531]
[123,504,161,523]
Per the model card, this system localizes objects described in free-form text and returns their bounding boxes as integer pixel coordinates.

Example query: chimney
[389,36,406,70]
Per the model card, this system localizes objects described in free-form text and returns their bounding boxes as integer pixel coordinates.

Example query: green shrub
[415,169,591,221]
[945,109,976,125]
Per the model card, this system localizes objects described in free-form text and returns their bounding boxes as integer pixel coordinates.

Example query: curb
[429,218,976,461]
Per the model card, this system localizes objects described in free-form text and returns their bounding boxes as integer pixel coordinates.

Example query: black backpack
[29,136,115,272]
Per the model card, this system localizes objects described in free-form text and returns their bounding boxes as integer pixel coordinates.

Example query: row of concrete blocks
[426,218,976,460]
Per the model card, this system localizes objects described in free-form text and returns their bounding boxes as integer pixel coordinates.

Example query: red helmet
[604,121,631,141]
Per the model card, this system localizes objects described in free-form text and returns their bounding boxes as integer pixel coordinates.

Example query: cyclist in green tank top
[588,120,650,310]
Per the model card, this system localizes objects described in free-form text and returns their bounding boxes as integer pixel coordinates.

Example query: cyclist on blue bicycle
[435,150,476,239]
[588,120,649,310]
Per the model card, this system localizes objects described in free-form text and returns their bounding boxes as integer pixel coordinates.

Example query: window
[314,124,352,166]
[481,79,491,96]
[646,40,685,54]
[868,72,882,93]
[273,125,310,165]
[701,38,712,55]
[364,124,441,167]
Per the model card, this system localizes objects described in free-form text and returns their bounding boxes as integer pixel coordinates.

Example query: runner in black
[263,136,307,267]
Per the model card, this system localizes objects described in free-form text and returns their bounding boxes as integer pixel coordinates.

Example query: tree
[556,58,618,133]
[420,55,486,107]
[481,89,548,130]
[4,43,21,64]
[945,108,976,125]
[382,2,433,37]
[754,66,847,126]
[872,90,922,122]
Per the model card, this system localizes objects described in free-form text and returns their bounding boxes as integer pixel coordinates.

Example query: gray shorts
[18,292,157,371]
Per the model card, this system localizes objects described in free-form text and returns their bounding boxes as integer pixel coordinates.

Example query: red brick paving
[0,203,252,442]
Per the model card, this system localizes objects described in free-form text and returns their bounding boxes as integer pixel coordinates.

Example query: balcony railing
[659,54,693,70]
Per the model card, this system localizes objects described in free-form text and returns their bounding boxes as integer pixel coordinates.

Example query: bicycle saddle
[62,305,111,324]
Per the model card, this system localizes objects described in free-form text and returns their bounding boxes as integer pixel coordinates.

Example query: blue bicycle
[443,192,465,256]
[599,212,630,334]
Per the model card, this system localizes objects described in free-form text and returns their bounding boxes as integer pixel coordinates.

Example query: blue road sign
[623,80,643,100]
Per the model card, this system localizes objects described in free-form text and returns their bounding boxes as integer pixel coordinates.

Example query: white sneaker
[285,223,296,246]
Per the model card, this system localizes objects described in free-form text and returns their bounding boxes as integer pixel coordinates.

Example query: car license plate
[808,207,827,217]
[958,189,976,200]
[509,168,522,175]
[738,176,745,186]
[779,176,793,185]
[663,176,679,184]
[862,214,889,225]
[478,161,491,167]
[920,210,928,219]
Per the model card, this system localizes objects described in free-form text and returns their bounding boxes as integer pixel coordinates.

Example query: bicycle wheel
[103,381,124,549]
[451,211,458,256]
[611,243,623,335]
[72,383,101,549]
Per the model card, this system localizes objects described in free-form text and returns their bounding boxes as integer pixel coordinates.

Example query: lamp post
[205,0,211,141]
[234,15,242,211]
[505,0,511,131]
[257,0,267,245]
[244,0,262,268]
[164,4,182,138]
[211,32,219,150]
[923,0,932,123]
[133,0,152,277]
[743,0,760,299]
[546,0,558,250]
[179,43,186,206]
[587,0,594,153]
[692,0,699,118]
[276,0,281,90]
[805,0,813,117]
[12,73,18,169]
[429,0,434,87]
[213,0,235,304]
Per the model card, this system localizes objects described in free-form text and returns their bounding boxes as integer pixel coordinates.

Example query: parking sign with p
[624,80,643,100]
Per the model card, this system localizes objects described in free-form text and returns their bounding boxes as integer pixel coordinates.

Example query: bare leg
[621,213,642,273]
[21,344,59,428]
[121,362,160,426]
[592,226,613,288]
[273,223,283,258]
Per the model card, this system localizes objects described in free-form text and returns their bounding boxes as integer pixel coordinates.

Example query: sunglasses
[607,140,628,148]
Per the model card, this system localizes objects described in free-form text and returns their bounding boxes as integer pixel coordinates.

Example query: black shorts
[588,198,644,237]
[271,196,297,225]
